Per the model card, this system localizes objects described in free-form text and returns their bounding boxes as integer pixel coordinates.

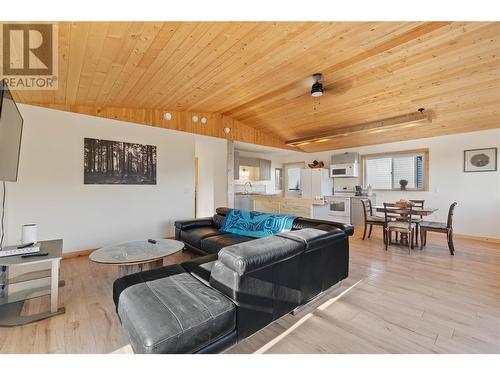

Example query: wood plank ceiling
[8,21,500,152]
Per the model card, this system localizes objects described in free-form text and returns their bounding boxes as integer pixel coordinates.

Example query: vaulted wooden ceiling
[9,21,500,152]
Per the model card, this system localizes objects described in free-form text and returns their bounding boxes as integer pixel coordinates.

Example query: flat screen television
[0,80,23,182]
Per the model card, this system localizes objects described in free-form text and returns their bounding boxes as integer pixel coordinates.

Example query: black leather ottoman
[114,264,236,354]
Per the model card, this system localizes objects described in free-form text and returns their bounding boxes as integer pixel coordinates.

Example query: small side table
[0,239,65,326]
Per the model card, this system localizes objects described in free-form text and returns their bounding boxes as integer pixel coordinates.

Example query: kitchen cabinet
[234,151,240,180]
[259,159,271,180]
[239,156,259,167]
[253,198,280,213]
[253,196,328,218]
[279,201,312,218]
[234,153,272,181]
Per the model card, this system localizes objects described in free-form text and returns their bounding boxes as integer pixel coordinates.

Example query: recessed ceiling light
[163,112,172,121]
[201,117,207,124]
[223,127,231,134]
[192,115,199,123]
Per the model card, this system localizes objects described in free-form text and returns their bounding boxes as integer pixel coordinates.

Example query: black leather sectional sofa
[113,207,353,354]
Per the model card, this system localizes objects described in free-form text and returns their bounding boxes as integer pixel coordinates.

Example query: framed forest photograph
[84,138,157,184]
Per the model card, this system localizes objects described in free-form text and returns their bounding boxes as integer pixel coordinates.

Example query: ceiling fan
[310,73,324,97]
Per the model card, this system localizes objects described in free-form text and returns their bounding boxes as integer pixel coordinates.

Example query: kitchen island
[253,196,329,218]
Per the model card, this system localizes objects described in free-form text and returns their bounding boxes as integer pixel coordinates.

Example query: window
[362,149,428,190]
[287,167,301,191]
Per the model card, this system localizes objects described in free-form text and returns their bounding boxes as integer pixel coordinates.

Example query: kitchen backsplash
[234,183,267,194]
[333,177,360,190]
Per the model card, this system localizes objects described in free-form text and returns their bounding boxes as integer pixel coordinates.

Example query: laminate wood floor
[1,231,499,354]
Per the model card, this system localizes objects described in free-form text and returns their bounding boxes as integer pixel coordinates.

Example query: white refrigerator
[300,168,333,199]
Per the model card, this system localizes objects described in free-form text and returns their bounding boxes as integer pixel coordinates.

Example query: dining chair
[360,199,386,243]
[409,200,425,219]
[408,199,425,245]
[384,202,417,254]
[419,202,458,255]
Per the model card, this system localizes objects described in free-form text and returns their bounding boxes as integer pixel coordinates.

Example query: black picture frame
[84,137,157,184]
[463,147,497,173]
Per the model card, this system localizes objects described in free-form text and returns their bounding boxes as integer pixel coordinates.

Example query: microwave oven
[329,163,359,178]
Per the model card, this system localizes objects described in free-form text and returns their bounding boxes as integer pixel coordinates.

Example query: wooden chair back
[409,199,425,208]
[360,199,372,222]
[383,202,414,231]
[409,199,424,218]
[447,202,458,229]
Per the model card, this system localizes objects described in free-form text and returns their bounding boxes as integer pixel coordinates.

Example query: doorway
[283,161,305,198]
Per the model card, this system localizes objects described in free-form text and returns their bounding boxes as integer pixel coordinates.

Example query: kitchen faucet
[244,181,253,194]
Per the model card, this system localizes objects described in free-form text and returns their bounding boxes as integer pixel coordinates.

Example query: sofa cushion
[116,266,236,354]
[292,218,343,233]
[180,227,223,249]
[200,233,251,254]
[181,253,218,283]
[278,228,345,252]
[216,207,230,216]
[216,233,306,276]
[212,214,225,228]
[113,264,186,309]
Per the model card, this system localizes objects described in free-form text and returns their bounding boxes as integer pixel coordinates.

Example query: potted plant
[399,179,408,190]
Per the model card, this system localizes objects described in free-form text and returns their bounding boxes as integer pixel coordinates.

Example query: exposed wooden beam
[286,112,432,146]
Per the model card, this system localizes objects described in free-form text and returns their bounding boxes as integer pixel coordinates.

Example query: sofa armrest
[217,231,309,276]
[336,223,354,236]
[174,217,214,231]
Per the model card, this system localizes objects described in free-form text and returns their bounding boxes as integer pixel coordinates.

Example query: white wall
[5,105,196,253]
[278,129,500,239]
[195,137,228,217]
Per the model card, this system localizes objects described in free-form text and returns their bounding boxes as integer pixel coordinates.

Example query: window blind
[364,152,425,190]
[392,155,416,188]
[365,157,392,189]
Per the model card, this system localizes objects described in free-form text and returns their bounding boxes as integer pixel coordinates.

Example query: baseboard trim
[452,233,500,244]
[62,248,95,259]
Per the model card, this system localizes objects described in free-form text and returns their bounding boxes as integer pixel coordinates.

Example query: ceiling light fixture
[310,73,324,97]
[163,112,172,121]
[192,115,199,123]
[286,109,432,146]
[201,117,207,124]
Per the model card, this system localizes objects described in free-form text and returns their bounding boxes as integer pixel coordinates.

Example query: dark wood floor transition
[1,230,499,354]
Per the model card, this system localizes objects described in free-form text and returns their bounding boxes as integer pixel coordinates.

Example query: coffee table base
[118,259,164,277]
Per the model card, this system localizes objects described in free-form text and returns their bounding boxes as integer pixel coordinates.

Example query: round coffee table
[90,239,184,276]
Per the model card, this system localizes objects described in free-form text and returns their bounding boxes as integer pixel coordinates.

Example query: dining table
[374,206,438,217]
[373,205,439,246]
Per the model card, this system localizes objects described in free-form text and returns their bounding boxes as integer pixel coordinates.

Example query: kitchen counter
[235,193,277,196]
[253,196,328,206]
[252,196,329,218]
